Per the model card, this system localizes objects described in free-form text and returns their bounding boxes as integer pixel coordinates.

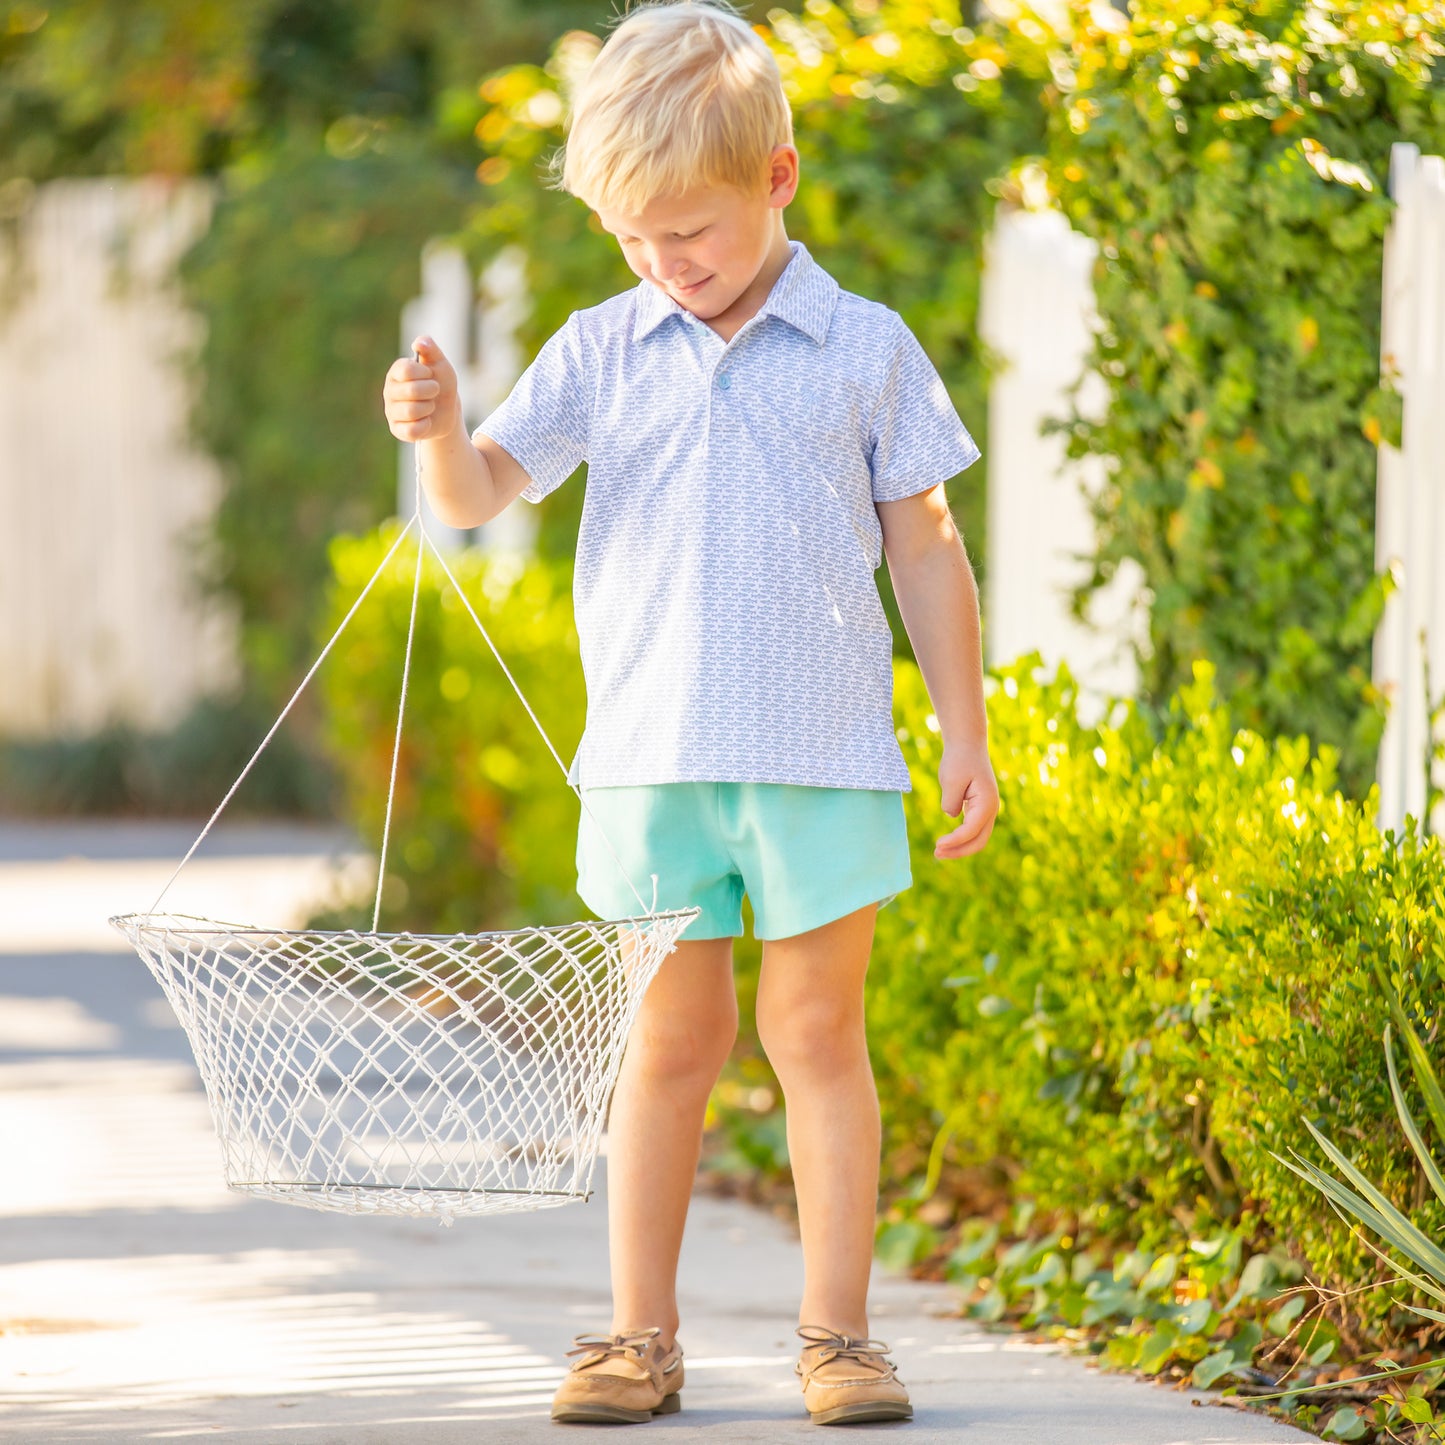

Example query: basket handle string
[148,516,419,917]
[417,531,653,917]
[149,404,655,922]
[400,453,654,920]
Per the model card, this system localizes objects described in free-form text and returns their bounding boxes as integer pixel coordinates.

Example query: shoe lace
[567,1327,662,1371]
[796,1325,895,1370]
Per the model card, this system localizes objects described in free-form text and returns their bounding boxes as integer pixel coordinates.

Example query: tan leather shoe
[796,1325,913,1425]
[551,1327,684,1424]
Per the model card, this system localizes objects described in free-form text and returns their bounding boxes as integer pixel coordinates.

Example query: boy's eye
[614,228,704,245]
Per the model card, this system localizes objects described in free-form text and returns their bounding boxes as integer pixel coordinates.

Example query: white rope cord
[149,515,419,916]
[422,530,653,918]
[372,490,427,931]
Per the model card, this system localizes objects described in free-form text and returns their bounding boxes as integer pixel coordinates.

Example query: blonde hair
[557,1,793,214]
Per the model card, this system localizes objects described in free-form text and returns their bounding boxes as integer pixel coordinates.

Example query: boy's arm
[878,482,999,859]
[420,420,535,530]
[385,336,535,529]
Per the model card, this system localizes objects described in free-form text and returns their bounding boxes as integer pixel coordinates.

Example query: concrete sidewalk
[0,821,1313,1443]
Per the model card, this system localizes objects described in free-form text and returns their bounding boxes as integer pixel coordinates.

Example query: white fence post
[978,202,1145,717]
[1373,142,1445,838]
[0,177,240,740]
[473,247,537,559]
[398,242,475,550]
[398,243,535,557]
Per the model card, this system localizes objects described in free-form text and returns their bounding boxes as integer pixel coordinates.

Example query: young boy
[383,0,998,1426]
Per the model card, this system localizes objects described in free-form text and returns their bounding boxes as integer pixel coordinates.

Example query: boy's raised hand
[383,335,461,442]
[934,739,999,860]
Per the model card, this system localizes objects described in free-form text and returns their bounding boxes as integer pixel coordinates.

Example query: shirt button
[717,373,732,391]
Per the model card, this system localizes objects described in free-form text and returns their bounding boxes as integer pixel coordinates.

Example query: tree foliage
[178,136,478,698]
[0,0,599,183]
[0,0,602,706]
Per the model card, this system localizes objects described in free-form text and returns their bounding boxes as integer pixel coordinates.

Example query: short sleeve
[868,320,980,504]
[473,313,590,503]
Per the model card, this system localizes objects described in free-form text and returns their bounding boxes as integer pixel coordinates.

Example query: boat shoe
[795,1325,913,1426]
[551,1327,684,1424]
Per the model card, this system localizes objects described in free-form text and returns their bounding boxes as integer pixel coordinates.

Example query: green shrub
[1044,0,1445,796]
[873,657,1270,1245]
[315,523,586,932]
[1212,812,1445,1283]
[0,695,332,819]
[867,652,1445,1328]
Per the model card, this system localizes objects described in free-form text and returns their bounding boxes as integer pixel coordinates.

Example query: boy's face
[596,147,798,327]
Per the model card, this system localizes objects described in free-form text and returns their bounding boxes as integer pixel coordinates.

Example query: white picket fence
[977,205,1146,718]
[0,178,239,740]
[1373,143,1445,838]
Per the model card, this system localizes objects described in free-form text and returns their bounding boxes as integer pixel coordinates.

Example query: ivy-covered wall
[1045,0,1445,797]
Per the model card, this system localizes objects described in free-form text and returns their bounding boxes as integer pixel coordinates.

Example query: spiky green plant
[1272,978,1445,1433]
[1282,1016,1445,1328]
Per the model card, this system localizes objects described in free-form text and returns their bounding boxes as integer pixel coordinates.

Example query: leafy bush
[721,650,1444,1349]
[866,653,1445,1339]
[315,524,585,932]
[1045,0,1445,796]
[1210,809,1445,1285]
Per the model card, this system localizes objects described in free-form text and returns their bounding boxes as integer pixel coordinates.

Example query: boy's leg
[606,932,738,1344]
[754,902,881,1336]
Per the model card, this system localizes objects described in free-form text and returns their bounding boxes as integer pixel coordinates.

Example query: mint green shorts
[575,782,912,941]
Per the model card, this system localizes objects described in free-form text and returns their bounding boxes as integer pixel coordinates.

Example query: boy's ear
[767,144,800,209]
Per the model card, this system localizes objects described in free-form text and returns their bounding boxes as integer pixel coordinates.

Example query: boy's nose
[651,251,689,282]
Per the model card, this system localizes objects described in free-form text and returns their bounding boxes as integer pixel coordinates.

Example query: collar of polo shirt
[631,239,839,346]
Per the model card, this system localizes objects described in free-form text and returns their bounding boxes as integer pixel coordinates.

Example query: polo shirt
[475,240,980,792]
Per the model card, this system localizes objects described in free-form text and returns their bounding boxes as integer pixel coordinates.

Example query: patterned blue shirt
[475,240,980,791]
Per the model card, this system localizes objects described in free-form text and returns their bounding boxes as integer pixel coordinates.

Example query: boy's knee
[756,998,866,1078]
[627,1007,737,1089]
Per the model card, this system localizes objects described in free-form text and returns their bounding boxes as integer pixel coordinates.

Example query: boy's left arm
[878,483,999,860]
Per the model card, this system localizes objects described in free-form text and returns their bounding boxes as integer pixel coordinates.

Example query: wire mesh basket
[109,436,699,1221]
[113,910,696,1221]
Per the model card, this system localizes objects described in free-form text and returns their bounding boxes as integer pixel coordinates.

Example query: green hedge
[317,523,1445,1340]
[869,655,1444,1316]
[0,695,332,819]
